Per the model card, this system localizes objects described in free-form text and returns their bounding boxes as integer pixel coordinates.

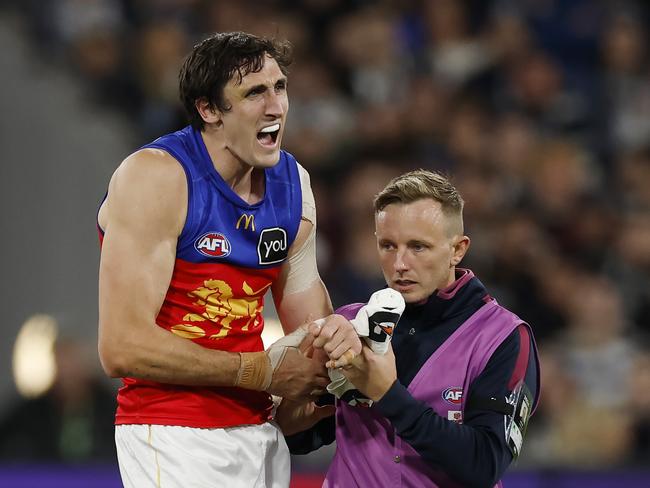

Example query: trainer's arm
[98,149,241,385]
[370,327,539,488]
[283,395,337,454]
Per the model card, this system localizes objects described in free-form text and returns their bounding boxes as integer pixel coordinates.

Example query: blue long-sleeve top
[286,274,539,488]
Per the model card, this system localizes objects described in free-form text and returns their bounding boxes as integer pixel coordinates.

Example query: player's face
[375,199,464,304]
[220,55,288,169]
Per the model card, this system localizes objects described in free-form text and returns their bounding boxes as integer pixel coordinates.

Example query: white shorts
[115,422,290,488]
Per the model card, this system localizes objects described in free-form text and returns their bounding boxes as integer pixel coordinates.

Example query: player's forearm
[98,321,240,386]
[376,382,508,488]
[275,287,333,333]
[98,316,327,400]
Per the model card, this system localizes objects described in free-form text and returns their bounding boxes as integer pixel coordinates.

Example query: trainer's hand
[341,343,397,402]
[308,315,363,368]
[274,398,335,436]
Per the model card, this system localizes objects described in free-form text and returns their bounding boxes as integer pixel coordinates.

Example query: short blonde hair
[374,169,464,233]
[374,169,463,212]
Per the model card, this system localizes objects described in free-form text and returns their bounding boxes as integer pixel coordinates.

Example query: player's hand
[267,334,330,401]
[274,398,335,436]
[236,322,328,399]
[308,314,363,368]
[341,343,397,402]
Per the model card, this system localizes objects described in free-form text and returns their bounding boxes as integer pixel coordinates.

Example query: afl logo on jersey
[442,387,463,405]
[195,232,231,258]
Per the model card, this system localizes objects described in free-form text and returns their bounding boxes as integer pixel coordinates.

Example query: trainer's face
[220,55,288,168]
[375,198,469,304]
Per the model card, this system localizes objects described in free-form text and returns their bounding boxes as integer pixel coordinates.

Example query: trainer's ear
[195,98,221,126]
[450,235,470,267]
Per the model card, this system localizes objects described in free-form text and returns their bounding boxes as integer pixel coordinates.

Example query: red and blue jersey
[102,126,303,428]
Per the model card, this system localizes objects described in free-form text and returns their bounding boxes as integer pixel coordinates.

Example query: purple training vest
[324,298,528,488]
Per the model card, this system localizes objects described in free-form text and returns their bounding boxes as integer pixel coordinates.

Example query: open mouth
[257,123,280,146]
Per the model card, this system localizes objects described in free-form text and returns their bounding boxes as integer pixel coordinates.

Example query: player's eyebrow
[243,83,267,96]
[243,76,287,97]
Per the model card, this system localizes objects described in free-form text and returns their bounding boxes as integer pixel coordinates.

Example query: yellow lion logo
[171,280,271,340]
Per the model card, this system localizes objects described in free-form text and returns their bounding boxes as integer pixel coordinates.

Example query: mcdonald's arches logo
[236,213,255,231]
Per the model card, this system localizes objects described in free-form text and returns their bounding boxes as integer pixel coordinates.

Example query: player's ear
[450,235,470,267]
[195,98,221,126]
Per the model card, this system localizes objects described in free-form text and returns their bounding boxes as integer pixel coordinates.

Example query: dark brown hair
[179,32,293,130]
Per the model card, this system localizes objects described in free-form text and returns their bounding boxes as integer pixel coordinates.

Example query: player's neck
[227,164,265,205]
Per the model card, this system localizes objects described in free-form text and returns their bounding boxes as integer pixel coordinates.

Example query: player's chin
[254,147,282,167]
[253,155,280,168]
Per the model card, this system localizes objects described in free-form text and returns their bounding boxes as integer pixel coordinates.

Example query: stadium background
[0,0,649,486]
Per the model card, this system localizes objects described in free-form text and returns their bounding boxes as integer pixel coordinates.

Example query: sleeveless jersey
[103,126,303,428]
[325,299,540,488]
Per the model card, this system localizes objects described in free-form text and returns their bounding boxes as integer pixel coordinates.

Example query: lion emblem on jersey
[171,279,271,340]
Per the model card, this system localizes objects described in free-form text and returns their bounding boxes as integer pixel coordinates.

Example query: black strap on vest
[465,395,514,416]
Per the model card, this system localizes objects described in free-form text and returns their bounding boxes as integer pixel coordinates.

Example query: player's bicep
[98,151,186,368]
[99,213,175,325]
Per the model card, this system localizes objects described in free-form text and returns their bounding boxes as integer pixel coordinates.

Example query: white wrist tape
[266,323,309,370]
[236,325,310,392]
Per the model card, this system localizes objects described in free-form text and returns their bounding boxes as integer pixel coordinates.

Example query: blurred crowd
[4,0,650,470]
[0,338,117,463]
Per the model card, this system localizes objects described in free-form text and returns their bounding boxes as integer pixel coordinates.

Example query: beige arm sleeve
[298,163,316,225]
[282,164,320,295]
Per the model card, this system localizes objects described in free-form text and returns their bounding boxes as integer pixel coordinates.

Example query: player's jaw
[223,121,283,170]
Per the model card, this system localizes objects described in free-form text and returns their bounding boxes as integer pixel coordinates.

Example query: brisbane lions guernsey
[101,126,303,428]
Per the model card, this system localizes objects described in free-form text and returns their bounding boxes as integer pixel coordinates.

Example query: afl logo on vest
[442,387,463,405]
[258,227,288,265]
[195,232,231,258]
